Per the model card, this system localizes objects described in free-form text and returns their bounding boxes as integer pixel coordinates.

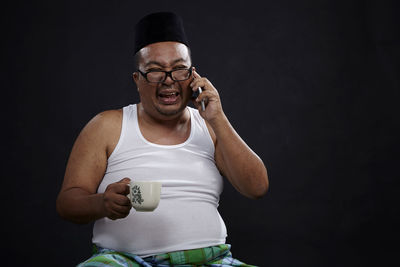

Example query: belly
[92,197,227,256]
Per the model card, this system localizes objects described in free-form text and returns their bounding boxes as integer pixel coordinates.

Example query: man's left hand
[190,70,224,125]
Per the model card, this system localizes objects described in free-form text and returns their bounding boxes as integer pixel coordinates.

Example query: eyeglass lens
[147,69,191,82]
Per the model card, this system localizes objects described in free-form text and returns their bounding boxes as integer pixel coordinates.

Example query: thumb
[118,177,131,184]
[118,177,131,195]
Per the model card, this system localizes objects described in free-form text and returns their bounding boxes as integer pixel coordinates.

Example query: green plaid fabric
[77,244,257,267]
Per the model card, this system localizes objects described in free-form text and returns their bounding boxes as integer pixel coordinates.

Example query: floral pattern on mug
[131,185,144,204]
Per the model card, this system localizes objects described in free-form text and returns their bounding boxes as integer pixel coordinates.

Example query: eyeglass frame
[137,66,193,83]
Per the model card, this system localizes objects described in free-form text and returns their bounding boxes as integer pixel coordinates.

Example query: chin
[156,103,187,117]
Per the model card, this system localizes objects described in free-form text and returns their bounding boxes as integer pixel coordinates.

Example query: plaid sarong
[77,244,257,267]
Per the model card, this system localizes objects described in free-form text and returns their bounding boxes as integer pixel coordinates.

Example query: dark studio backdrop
[3,0,399,266]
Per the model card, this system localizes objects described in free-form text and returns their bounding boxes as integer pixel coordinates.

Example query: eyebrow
[144,58,188,68]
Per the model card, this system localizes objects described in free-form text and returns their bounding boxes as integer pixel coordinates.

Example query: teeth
[160,92,178,96]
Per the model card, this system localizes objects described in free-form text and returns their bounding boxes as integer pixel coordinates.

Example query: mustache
[156,83,183,95]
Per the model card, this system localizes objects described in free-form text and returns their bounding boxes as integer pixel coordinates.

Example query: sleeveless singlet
[92,104,227,256]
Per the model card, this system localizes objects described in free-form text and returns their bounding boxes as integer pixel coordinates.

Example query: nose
[162,72,175,85]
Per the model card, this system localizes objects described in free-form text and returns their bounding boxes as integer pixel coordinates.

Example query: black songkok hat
[134,12,189,54]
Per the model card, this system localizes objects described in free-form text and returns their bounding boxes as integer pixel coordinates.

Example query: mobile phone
[192,88,205,111]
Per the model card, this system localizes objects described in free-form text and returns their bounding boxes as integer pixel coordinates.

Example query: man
[57,12,268,266]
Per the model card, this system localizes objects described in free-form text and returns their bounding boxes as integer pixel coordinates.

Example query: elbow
[248,172,269,200]
[232,164,269,199]
[249,161,269,199]
[56,193,89,225]
[250,181,269,199]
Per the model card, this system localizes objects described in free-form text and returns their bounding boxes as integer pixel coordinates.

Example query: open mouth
[158,91,180,104]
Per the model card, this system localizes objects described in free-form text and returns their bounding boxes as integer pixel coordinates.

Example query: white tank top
[92,104,227,256]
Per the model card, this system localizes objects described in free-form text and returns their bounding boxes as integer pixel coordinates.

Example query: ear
[133,72,142,93]
[133,72,140,92]
[133,72,139,83]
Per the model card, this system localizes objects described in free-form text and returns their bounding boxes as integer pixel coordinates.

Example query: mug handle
[126,181,131,201]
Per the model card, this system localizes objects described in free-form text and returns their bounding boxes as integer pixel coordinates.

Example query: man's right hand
[102,178,132,220]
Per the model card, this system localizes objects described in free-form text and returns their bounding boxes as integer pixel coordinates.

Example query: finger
[195,94,207,105]
[122,184,130,195]
[117,178,131,193]
[118,177,131,184]
[109,209,130,220]
[192,70,201,78]
[192,99,200,110]
[191,86,200,94]
[111,202,132,214]
[196,89,215,103]
[192,78,216,94]
[110,182,130,195]
[114,194,131,206]
[190,78,207,90]
[190,70,206,89]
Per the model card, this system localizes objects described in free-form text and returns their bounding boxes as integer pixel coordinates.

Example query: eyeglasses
[138,67,193,83]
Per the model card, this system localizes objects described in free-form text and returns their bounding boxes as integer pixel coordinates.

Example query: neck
[138,103,189,129]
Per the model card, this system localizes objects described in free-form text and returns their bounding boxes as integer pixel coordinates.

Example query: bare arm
[208,116,268,199]
[56,110,131,224]
[191,71,269,199]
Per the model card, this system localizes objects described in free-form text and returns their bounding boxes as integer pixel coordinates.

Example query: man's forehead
[139,42,191,66]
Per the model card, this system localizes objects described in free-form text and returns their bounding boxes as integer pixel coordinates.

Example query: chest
[139,120,191,146]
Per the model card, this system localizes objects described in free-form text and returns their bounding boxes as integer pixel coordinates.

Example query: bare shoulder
[86,109,123,157]
[62,109,123,193]
[89,109,122,128]
[73,109,123,160]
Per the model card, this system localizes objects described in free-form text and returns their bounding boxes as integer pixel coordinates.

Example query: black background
[3,0,399,266]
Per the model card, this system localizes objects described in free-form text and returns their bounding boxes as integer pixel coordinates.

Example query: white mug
[127,181,162,212]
